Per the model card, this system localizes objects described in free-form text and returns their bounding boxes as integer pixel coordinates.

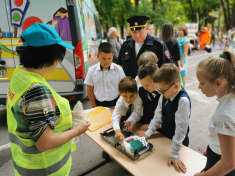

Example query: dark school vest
[139,87,161,124]
[160,87,191,146]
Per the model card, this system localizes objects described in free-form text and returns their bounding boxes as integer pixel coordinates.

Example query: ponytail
[197,48,235,95]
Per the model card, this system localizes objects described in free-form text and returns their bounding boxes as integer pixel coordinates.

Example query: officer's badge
[125,52,128,55]
[135,22,138,26]
[164,50,170,59]
[156,38,163,44]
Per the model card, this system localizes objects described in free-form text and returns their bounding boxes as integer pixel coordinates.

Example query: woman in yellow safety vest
[7,22,90,176]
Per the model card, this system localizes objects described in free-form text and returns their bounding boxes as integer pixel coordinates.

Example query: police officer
[117,16,173,78]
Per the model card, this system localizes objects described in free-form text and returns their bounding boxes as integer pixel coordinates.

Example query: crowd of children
[84,42,235,175]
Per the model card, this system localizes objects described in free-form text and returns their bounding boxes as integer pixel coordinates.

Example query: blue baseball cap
[21,22,74,50]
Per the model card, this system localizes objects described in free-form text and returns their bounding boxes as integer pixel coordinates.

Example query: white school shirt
[84,62,125,101]
[112,96,143,131]
[145,88,190,159]
[126,88,159,125]
[135,42,144,57]
[135,75,143,88]
[208,93,235,155]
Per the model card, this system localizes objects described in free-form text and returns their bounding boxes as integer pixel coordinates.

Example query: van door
[3,0,77,93]
[0,0,17,95]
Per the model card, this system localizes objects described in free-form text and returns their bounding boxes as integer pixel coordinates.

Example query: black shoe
[0,60,6,65]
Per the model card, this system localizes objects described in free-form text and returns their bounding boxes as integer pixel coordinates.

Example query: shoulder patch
[156,38,163,44]
[164,50,170,59]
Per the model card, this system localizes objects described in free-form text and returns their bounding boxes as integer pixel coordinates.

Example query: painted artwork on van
[53,8,72,41]
[76,0,100,72]
[0,0,76,94]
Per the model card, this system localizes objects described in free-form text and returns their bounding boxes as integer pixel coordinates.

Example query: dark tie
[120,104,133,129]
[165,99,171,109]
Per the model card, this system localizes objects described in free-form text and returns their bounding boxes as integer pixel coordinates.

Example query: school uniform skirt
[204,146,235,175]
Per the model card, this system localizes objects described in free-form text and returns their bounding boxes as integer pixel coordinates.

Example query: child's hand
[123,121,132,131]
[115,129,124,142]
[168,157,187,173]
[138,133,149,140]
[203,151,207,156]
[139,124,149,131]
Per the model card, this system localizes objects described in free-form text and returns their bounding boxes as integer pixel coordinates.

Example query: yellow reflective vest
[7,66,73,176]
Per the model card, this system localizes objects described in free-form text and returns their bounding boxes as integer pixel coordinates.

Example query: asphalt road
[0,45,224,176]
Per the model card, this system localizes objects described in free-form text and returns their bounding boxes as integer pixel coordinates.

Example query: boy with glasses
[144,63,191,174]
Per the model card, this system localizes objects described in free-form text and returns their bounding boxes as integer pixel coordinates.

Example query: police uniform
[117,16,173,78]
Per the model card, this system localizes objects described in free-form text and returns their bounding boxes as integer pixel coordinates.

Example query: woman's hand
[180,61,184,68]
[75,121,91,135]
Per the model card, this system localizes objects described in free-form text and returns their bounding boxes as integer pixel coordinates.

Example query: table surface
[85,123,207,176]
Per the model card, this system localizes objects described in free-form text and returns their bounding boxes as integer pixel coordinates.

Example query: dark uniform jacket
[117,33,173,78]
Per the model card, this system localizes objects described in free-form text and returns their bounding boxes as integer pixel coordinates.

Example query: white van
[0,0,101,113]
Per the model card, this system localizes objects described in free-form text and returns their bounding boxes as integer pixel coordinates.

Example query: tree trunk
[211,18,215,30]
[204,17,208,26]
[135,0,139,7]
[112,18,116,27]
[197,7,201,29]
[226,0,231,26]
[105,23,109,32]
[120,7,124,39]
[155,26,158,37]
[218,8,221,36]
[188,0,196,22]
[153,0,158,11]
[221,0,229,30]
[231,0,235,26]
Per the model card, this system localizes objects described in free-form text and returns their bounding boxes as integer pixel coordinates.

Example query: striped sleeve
[21,83,60,142]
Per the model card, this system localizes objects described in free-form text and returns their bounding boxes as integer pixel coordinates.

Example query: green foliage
[93,0,229,35]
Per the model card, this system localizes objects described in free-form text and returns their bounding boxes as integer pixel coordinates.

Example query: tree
[220,0,235,30]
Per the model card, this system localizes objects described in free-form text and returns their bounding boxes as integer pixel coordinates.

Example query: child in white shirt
[143,63,190,174]
[112,77,142,142]
[84,42,125,108]
[194,49,235,176]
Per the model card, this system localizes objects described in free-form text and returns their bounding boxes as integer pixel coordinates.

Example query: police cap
[127,16,150,31]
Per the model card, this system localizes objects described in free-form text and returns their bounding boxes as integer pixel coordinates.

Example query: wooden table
[82,123,206,176]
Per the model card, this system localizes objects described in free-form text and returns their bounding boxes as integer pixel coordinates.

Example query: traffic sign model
[9,0,30,37]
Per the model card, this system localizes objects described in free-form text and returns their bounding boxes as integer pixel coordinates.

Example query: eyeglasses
[156,81,179,95]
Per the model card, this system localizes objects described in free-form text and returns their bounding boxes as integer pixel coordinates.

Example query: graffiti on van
[53,8,72,41]
[0,29,18,66]
[9,0,30,38]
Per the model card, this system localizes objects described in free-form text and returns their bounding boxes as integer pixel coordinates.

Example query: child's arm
[125,94,143,129]
[112,97,125,142]
[84,68,97,107]
[112,98,124,131]
[144,95,163,138]
[169,97,190,174]
[180,42,189,67]
[194,134,235,176]
[87,85,97,108]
